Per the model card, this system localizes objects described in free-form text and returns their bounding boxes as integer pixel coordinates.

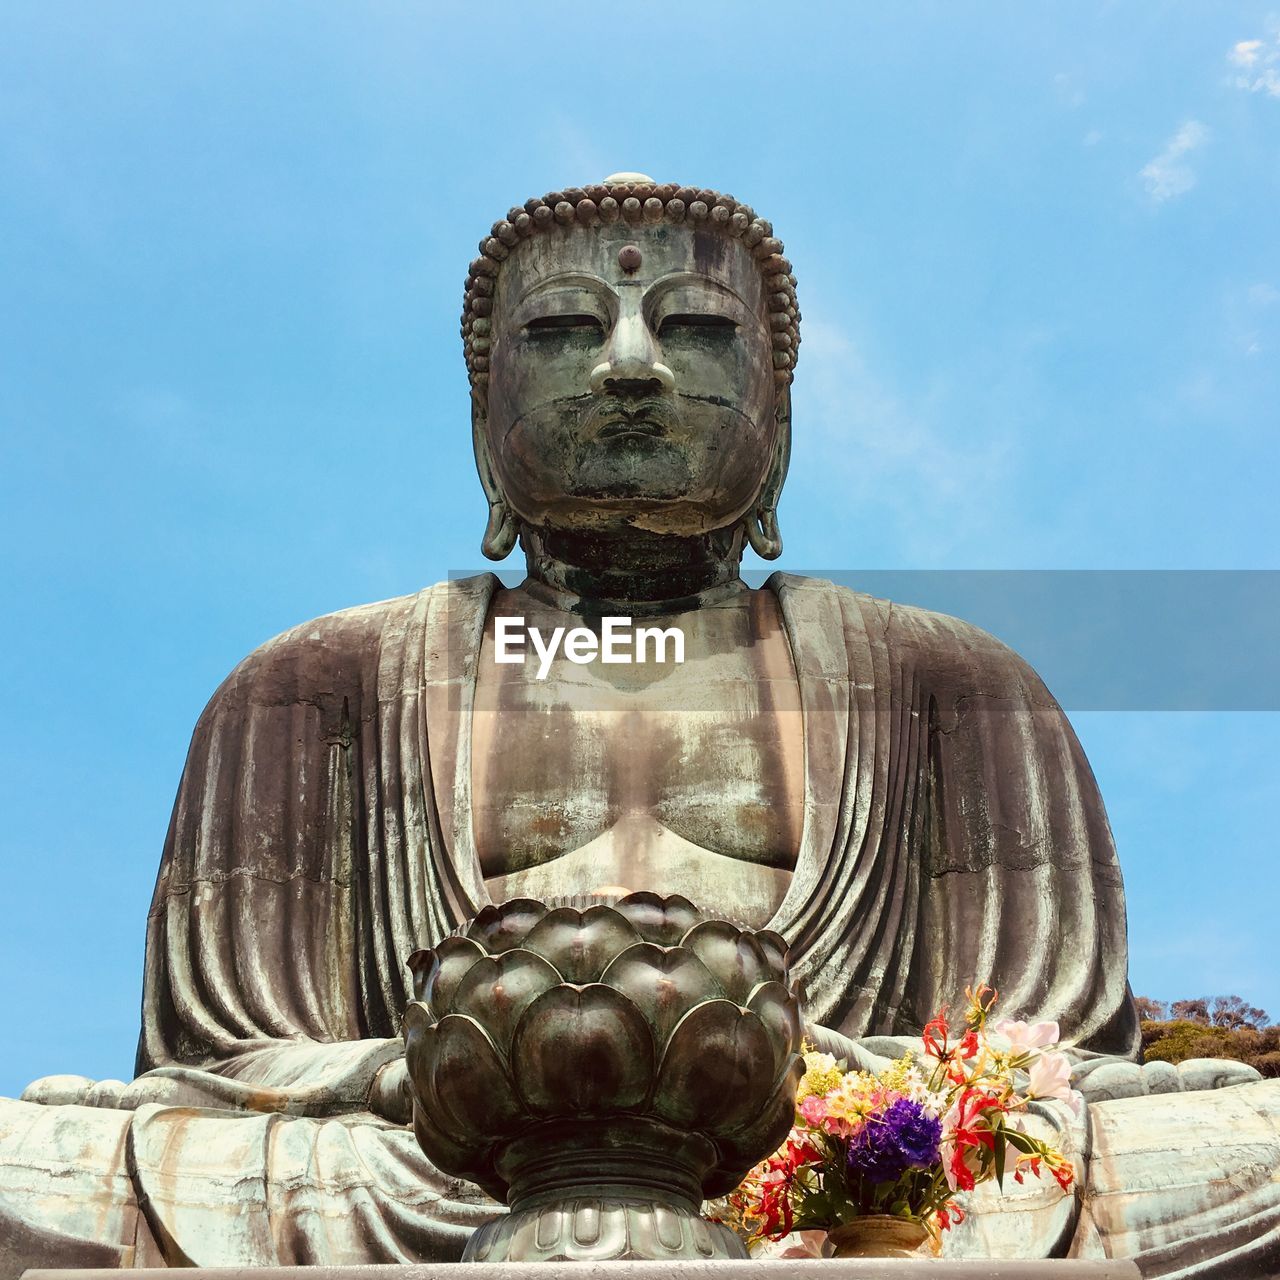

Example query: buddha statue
[1,175,1276,1278]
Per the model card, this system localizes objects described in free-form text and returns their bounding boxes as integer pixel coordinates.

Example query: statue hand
[20,1074,130,1108]
[801,1022,913,1074]
[1072,1055,1262,1102]
[368,1057,412,1124]
[1165,1057,1262,1092]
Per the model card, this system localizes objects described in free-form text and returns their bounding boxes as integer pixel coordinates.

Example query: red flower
[948,1145,977,1192]
[951,1088,1002,1143]
[943,1087,1003,1191]
[965,983,999,1022]
[758,1180,792,1238]
[773,1136,820,1173]
[922,1009,951,1058]
[753,1135,821,1239]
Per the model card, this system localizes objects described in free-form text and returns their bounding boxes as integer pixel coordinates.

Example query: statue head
[464,176,800,569]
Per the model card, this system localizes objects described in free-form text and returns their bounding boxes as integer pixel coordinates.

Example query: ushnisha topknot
[462,173,801,397]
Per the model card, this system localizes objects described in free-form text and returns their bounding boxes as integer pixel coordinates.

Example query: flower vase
[826,1215,930,1259]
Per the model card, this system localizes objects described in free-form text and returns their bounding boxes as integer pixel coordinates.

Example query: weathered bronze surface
[402,894,802,1262]
[1,174,1277,1277]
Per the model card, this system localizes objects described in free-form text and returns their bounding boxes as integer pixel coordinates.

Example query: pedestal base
[23,1261,1141,1279]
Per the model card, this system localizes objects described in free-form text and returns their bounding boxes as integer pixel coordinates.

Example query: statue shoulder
[199,576,493,723]
[791,576,1055,709]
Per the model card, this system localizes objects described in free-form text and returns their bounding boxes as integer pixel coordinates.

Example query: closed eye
[658,313,738,336]
[525,314,604,334]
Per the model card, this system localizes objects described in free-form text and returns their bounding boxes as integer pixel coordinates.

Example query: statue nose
[590,315,675,395]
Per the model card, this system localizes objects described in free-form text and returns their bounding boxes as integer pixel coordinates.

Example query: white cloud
[1082,129,1103,147]
[1237,68,1280,96]
[1228,30,1280,96]
[1230,39,1264,67]
[1139,120,1209,203]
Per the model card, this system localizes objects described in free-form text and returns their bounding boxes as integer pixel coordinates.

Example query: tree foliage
[1133,996,1166,1021]
[1135,994,1277,1079]
[1209,995,1269,1030]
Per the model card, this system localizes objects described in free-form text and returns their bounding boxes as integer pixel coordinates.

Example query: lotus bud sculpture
[403,892,804,1263]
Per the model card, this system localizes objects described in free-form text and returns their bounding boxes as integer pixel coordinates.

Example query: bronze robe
[140,572,1138,1073]
[11,571,1231,1272]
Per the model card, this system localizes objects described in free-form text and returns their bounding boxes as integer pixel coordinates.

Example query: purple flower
[847,1099,942,1184]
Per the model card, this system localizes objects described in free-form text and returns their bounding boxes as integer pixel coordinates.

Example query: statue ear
[472,388,518,561]
[746,383,791,561]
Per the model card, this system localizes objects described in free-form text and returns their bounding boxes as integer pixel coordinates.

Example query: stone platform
[22,1262,1142,1279]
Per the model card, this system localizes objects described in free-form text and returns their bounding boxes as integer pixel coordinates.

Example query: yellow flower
[822,1072,880,1129]
[796,1050,844,1101]
[879,1050,920,1092]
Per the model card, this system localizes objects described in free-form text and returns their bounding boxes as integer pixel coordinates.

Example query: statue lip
[596,418,667,440]
[591,401,672,441]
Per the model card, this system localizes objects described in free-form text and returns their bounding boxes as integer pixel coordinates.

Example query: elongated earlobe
[746,508,783,560]
[473,399,518,561]
[481,501,518,560]
[745,388,791,561]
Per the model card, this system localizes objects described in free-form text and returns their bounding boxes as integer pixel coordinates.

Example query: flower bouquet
[725,986,1078,1258]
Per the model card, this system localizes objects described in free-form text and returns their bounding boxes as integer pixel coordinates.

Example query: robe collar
[417,571,868,939]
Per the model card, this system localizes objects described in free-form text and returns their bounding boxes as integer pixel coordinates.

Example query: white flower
[990,1018,1060,1052]
[898,1064,946,1117]
[1026,1051,1081,1116]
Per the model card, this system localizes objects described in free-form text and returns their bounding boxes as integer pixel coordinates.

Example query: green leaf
[1003,1129,1042,1155]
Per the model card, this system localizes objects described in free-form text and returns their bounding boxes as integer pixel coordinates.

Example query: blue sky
[1,4,1277,1095]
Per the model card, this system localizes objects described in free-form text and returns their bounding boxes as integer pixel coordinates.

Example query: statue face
[482,223,780,537]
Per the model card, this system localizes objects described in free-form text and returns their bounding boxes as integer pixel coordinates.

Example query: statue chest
[468,587,804,925]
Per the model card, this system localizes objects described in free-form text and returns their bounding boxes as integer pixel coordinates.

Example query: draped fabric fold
[768,574,1138,1056]
[138,572,1138,1089]
[137,577,494,1093]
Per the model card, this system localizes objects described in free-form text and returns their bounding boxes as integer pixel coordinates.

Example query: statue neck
[520,525,747,617]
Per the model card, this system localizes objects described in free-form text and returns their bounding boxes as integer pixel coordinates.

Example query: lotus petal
[402,1000,443,1088]
[614,891,702,946]
[704,1053,804,1196]
[598,942,725,1044]
[411,1102,508,1201]
[403,1001,455,1134]
[407,950,434,1002]
[680,921,769,1003]
[408,935,487,1017]
[411,1012,525,1144]
[521,906,641,983]
[745,980,803,1076]
[512,983,655,1115]
[466,898,549,953]
[654,1000,778,1133]
[404,1003,508,1195]
[410,1098,479,1177]
[754,929,791,976]
[447,949,564,1053]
